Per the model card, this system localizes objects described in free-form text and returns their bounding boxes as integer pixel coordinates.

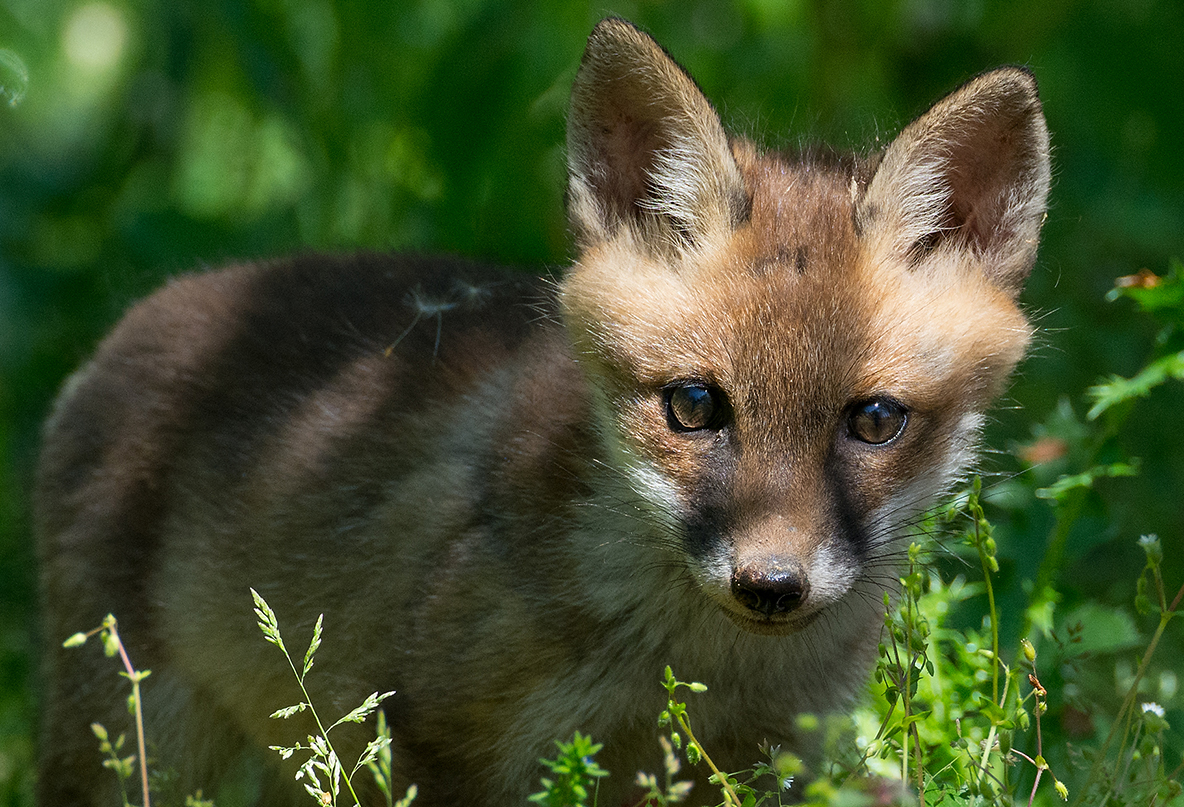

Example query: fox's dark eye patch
[847,398,908,444]
[666,384,727,432]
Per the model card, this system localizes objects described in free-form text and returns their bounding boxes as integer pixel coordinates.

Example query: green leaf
[357,735,393,769]
[1087,351,1184,419]
[329,690,396,731]
[1035,459,1140,500]
[250,588,286,653]
[269,743,301,760]
[1105,260,1184,315]
[901,710,931,728]
[394,784,418,807]
[1062,602,1142,654]
[269,702,309,719]
[302,613,323,679]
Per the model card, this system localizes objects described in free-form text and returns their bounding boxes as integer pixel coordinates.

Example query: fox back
[36,19,1050,806]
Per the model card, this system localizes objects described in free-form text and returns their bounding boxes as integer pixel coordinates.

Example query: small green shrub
[64,616,154,807]
[66,597,415,807]
[529,732,609,807]
[251,588,415,807]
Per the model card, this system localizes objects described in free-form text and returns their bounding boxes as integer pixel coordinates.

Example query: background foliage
[1,0,1182,804]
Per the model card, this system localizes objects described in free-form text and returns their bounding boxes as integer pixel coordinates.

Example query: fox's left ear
[566,18,748,252]
[858,67,1051,296]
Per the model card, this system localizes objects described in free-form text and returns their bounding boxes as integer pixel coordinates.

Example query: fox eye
[848,398,907,445]
[666,384,725,432]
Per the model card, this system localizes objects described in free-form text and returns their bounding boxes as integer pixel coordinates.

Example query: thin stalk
[281,642,362,805]
[1026,489,1085,637]
[672,710,742,807]
[901,631,910,789]
[975,515,1000,706]
[1011,749,1044,807]
[1072,581,1183,807]
[976,669,1011,791]
[913,721,923,796]
[107,619,151,807]
[969,502,1006,794]
[1026,679,1048,807]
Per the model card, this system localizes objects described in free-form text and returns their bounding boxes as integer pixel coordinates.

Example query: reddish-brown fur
[37,19,1049,806]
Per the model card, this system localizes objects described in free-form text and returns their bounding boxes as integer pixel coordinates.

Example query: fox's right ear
[566,18,748,253]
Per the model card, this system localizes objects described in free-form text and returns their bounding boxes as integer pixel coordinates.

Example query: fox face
[561,20,1047,638]
[35,17,1050,807]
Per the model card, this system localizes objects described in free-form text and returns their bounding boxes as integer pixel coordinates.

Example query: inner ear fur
[858,67,1051,296]
[566,18,748,251]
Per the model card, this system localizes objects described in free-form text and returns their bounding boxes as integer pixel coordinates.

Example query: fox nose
[732,562,809,616]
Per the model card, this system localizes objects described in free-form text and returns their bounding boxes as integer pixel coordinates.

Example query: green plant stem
[283,647,361,805]
[1027,692,1048,807]
[975,668,1011,792]
[1011,749,1045,807]
[672,710,742,807]
[900,639,910,790]
[974,516,1000,706]
[1072,580,1183,807]
[969,504,1007,795]
[913,722,923,796]
[108,619,151,807]
[128,674,149,807]
[1024,407,1117,641]
[1029,490,1083,629]
[1111,722,1145,803]
[1150,758,1184,807]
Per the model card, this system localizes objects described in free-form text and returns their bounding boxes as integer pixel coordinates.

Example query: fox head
[560,19,1049,635]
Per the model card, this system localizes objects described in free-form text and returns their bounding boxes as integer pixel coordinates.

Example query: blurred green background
[1,0,1182,802]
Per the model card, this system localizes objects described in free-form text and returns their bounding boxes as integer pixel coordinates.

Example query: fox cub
[36,17,1049,806]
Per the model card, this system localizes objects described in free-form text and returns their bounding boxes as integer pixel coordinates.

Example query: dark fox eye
[848,398,907,444]
[666,384,725,432]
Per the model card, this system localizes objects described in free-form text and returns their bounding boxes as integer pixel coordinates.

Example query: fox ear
[858,67,1051,295]
[566,18,748,251]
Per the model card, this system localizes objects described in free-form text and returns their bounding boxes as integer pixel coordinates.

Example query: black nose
[732,563,809,616]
